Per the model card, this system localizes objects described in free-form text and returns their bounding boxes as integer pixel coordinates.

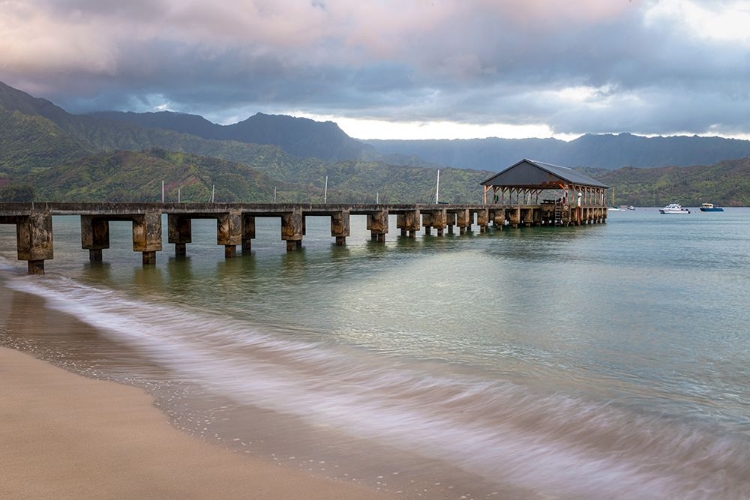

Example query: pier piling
[0,201,606,273]
[131,211,163,265]
[81,216,110,261]
[366,210,388,243]
[217,210,242,258]
[398,210,421,238]
[14,211,54,273]
[242,214,255,253]
[330,210,350,246]
[167,214,191,257]
[281,209,304,251]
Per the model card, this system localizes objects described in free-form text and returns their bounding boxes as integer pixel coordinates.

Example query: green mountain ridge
[91,110,376,162]
[0,80,748,206]
[1,81,493,203]
[27,149,275,202]
[13,145,749,206]
[20,148,492,204]
[0,107,93,176]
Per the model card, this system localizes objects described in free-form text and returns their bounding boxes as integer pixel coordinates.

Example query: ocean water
[1,208,750,499]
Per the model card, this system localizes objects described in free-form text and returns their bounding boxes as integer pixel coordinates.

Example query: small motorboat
[699,203,724,212]
[659,203,690,214]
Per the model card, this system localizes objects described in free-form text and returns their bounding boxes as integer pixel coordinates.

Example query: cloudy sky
[2,0,749,140]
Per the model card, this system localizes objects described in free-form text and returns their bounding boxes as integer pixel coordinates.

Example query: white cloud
[287,112,578,141]
[644,0,750,44]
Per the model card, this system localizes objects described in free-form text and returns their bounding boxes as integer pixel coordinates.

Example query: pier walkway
[0,201,607,274]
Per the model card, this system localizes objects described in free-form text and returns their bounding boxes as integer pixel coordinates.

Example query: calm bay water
[1,208,750,499]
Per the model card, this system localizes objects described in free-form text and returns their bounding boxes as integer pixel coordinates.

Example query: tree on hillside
[0,184,35,202]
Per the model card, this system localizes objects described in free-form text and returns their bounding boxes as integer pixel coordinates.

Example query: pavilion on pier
[481,159,609,227]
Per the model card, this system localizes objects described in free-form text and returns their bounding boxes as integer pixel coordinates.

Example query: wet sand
[0,346,394,500]
[0,267,519,499]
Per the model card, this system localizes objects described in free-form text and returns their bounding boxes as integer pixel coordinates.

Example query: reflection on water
[2,210,750,498]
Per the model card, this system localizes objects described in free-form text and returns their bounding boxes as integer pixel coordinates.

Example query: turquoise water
[1,208,750,499]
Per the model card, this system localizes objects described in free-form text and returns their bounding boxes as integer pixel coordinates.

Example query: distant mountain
[0,80,78,126]
[367,133,750,171]
[0,79,491,202]
[0,82,329,182]
[0,82,95,175]
[91,111,376,162]
[0,106,93,175]
[2,80,749,206]
[88,110,219,138]
[0,81,375,180]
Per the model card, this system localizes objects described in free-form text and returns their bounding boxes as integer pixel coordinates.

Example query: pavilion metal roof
[481,159,609,189]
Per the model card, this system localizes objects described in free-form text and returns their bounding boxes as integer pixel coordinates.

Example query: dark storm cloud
[2,0,749,138]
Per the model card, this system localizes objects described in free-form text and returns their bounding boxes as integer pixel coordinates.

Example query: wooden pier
[0,201,607,274]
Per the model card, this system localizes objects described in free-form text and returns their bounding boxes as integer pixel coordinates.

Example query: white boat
[659,203,690,214]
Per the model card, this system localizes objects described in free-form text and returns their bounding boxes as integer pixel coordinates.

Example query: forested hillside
[19,149,492,204]
[590,157,750,207]
[1,80,748,206]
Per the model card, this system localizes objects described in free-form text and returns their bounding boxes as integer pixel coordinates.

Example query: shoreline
[0,345,394,500]
[0,264,517,499]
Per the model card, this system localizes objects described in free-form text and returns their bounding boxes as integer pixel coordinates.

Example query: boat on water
[699,203,724,212]
[659,203,691,214]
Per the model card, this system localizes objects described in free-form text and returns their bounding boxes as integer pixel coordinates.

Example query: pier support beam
[522,208,534,227]
[281,209,304,251]
[81,216,109,261]
[27,260,45,274]
[167,214,191,257]
[242,214,255,253]
[509,207,521,228]
[330,210,350,246]
[446,212,456,235]
[423,210,447,237]
[132,211,162,265]
[456,209,471,235]
[475,208,489,233]
[366,210,389,242]
[217,210,242,258]
[491,209,506,230]
[15,211,54,274]
[397,210,421,238]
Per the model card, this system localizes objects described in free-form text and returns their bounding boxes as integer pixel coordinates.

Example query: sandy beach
[0,346,394,500]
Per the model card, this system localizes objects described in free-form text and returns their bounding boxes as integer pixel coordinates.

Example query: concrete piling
[0,202,606,273]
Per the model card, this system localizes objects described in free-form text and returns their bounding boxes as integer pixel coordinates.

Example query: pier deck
[0,202,607,274]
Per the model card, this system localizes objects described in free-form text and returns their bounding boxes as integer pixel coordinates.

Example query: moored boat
[659,203,690,214]
[699,203,724,212]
